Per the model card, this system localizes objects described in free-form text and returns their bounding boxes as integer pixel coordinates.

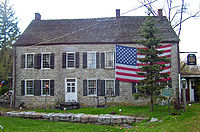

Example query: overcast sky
[8,0,200,63]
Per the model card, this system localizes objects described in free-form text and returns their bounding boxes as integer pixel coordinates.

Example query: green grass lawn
[0,103,200,132]
[34,104,178,119]
[0,117,123,132]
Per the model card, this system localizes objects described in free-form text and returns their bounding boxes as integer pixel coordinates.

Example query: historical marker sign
[161,88,174,97]
[187,54,196,65]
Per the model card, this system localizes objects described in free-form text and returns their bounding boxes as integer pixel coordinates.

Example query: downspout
[177,41,181,104]
[13,45,17,108]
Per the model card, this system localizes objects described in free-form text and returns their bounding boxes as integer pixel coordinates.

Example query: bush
[0,86,10,95]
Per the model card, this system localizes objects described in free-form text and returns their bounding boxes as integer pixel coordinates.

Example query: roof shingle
[14,16,179,46]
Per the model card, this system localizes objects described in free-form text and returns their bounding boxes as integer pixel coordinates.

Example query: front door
[65,78,77,102]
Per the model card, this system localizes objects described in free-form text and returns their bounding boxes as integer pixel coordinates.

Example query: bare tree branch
[137,0,158,16]
[173,11,200,29]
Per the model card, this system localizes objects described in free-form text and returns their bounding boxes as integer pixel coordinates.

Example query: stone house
[13,9,179,108]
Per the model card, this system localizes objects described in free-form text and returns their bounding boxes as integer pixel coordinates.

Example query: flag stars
[116,45,137,66]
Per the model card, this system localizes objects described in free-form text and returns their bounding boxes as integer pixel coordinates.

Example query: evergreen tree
[134,17,170,111]
[0,0,20,48]
[0,0,20,83]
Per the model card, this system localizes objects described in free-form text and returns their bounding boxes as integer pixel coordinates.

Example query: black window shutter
[132,82,137,94]
[75,52,79,68]
[50,80,54,96]
[50,53,54,69]
[62,53,66,68]
[83,52,87,69]
[34,80,41,96]
[97,80,105,96]
[21,80,25,95]
[168,79,172,88]
[34,54,41,69]
[115,80,120,96]
[97,79,101,96]
[96,52,99,69]
[83,80,87,96]
[101,53,105,68]
[21,54,25,68]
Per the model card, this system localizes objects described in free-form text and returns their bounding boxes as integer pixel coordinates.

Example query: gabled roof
[14,16,179,46]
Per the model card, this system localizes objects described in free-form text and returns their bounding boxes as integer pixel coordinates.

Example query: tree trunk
[150,95,154,111]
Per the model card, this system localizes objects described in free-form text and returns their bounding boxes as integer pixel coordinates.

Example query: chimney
[157,9,163,17]
[35,13,41,21]
[116,9,120,19]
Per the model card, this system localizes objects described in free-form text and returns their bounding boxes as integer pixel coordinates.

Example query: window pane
[68,61,75,68]
[42,54,50,68]
[27,54,34,68]
[106,52,114,68]
[67,79,75,82]
[106,80,115,95]
[72,87,75,92]
[88,80,96,95]
[26,80,34,95]
[68,53,75,60]
[67,87,70,92]
[67,53,75,68]
[42,80,50,95]
[88,53,96,68]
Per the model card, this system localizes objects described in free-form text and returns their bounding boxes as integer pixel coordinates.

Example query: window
[105,80,115,96]
[87,80,97,95]
[66,79,76,93]
[42,80,50,95]
[105,52,114,68]
[42,53,50,68]
[26,80,34,95]
[87,53,96,68]
[67,53,75,68]
[26,54,34,68]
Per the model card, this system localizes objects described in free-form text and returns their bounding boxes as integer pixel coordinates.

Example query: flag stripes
[115,44,172,83]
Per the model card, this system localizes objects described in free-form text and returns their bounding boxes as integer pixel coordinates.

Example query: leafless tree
[136,0,200,37]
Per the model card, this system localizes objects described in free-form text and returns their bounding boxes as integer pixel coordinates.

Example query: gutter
[13,45,17,108]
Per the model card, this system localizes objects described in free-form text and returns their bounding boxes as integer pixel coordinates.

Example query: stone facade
[14,43,179,108]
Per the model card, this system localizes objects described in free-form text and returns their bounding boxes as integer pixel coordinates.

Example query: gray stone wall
[14,43,179,108]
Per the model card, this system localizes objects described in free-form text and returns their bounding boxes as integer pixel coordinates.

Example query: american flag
[115,45,172,83]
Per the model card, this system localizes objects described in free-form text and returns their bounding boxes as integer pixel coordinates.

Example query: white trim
[25,53,35,69]
[105,79,115,95]
[41,52,51,69]
[25,79,34,96]
[41,79,50,96]
[105,52,115,68]
[87,52,96,69]
[65,78,77,102]
[87,79,97,96]
[66,52,75,69]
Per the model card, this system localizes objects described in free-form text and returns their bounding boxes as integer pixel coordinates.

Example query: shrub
[0,86,10,95]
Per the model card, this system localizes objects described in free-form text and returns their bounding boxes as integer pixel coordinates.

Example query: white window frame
[25,53,34,69]
[105,79,115,96]
[67,52,75,69]
[87,79,97,96]
[41,79,50,96]
[41,53,51,69]
[105,52,114,68]
[25,79,34,96]
[135,83,139,93]
[87,52,96,69]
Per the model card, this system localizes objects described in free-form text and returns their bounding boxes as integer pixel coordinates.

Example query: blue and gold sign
[187,54,196,65]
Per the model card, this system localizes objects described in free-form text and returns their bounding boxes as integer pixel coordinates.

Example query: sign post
[161,88,174,115]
